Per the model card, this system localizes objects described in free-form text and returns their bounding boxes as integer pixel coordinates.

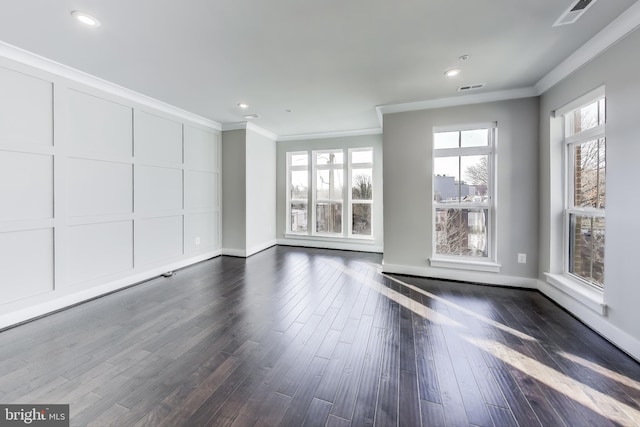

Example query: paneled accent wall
[0,60,221,327]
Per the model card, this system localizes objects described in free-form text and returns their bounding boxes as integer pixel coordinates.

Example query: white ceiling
[0,0,637,137]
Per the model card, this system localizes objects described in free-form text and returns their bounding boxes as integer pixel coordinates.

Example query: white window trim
[433,122,497,133]
[430,257,501,273]
[561,94,606,290]
[286,151,310,235]
[312,149,345,237]
[430,124,498,272]
[546,87,606,311]
[545,273,606,315]
[553,85,605,117]
[348,148,374,240]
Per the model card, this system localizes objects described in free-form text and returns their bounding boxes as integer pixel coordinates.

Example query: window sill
[284,233,375,244]
[544,273,606,316]
[429,257,501,273]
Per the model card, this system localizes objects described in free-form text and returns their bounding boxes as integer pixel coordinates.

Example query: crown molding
[221,122,247,131]
[221,122,278,140]
[376,107,384,129]
[247,122,278,140]
[535,1,640,95]
[376,87,538,115]
[0,41,222,130]
[277,127,382,142]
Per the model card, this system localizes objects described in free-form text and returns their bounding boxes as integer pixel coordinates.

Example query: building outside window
[286,147,374,239]
[563,95,606,288]
[432,124,496,260]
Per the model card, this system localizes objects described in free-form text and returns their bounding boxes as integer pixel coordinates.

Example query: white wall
[221,127,277,257]
[276,134,384,252]
[382,98,539,287]
[246,128,277,255]
[539,27,640,359]
[0,55,221,328]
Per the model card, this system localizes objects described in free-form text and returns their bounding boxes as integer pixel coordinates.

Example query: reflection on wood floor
[1,246,639,426]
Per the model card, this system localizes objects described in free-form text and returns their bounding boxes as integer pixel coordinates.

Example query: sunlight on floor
[467,337,640,426]
[330,259,535,340]
[558,351,640,393]
[329,259,640,426]
[330,261,465,328]
[328,260,463,328]
[382,274,537,342]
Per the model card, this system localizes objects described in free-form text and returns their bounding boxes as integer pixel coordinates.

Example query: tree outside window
[565,97,606,288]
[433,126,495,259]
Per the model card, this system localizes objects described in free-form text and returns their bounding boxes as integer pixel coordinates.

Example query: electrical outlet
[195,237,201,246]
[518,253,527,264]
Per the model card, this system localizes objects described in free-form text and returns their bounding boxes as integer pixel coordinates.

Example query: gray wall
[276,134,384,251]
[382,98,539,284]
[221,130,247,254]
[539,28,640,347]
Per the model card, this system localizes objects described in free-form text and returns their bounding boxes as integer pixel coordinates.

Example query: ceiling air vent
[554,0,598,26]
[243,113,260,119]
[457,83,485,92]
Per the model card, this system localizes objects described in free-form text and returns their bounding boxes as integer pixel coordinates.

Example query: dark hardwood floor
[1,246,640,426]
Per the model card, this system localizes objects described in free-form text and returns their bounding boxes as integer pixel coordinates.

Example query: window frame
[285,147,375,241]
[312,149,345,236]
[562,96,606,289]
[430,123,499,270]
[348,148,374,239]
[285,151,310,235]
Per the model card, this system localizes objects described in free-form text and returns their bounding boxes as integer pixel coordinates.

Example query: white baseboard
[246,240,278,257]
[277,238,383,253]
[537,279,640,363]
[381,262,538,289]
[380,262,640,362]
[0,250,222,331]
[222,248,247,257]
[543,273,606,315]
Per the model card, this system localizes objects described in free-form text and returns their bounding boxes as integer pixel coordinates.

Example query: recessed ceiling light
[237,103,249,109]
[71,11,101,27]
[444,68,461,77]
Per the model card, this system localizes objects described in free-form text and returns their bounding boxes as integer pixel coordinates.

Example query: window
[314,150,344,234]
[287,152,309,233]
[432,124,496,261]
[349,148,373,237]
[286,147,374,239]
[563,96,606,288]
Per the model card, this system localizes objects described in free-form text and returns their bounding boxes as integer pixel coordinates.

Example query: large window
[286,147,373,239]
[563,96,606,288]
[432,124,496,261]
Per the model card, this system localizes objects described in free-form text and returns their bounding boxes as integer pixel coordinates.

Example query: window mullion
[347,149,352,237]
[311,152,317,234]
[565,124,605,145]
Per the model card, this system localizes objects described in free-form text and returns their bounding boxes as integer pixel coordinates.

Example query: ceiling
[0,0,637,137]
